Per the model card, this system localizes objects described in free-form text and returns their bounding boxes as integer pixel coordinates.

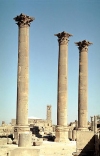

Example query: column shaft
[78,50,88,128]
[75,40,92,130]
[16,25,29,125]
[55,31,72,142]
[57,43,68,126]
[14,14,34,139]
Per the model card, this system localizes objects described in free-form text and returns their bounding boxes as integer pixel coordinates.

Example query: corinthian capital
[54,31,72,45]
[75,40,93,52]
[14,13,34,27]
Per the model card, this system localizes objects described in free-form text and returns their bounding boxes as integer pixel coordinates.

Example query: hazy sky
[0,0,100,124]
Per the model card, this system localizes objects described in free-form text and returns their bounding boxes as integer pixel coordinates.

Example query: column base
[14,125,30,140]
[78,127,89,131]
[55,125,69,142]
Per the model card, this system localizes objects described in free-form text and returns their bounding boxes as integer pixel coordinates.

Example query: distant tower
[47,105,52,121]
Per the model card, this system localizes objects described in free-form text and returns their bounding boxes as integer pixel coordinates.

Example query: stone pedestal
[75,40,92,131]
[14,13,34,140]
[55,31,72,142]
[76,131,94,156]
[55,125,69,142]
[18,132,32,147]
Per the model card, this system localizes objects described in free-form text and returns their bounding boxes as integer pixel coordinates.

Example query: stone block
[76,131,94,154]
[7,138,12,144]
[32,135,38,142]
[9,147,40,156]
[55,126,69,142]
[33,141,43,146]
[0,138,7,145]
[12,139,18,145]
[33,138,43,146]
[18,132,32,147]
[43,137,48,141]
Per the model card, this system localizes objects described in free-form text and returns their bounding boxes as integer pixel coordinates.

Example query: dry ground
[0,140,76,156]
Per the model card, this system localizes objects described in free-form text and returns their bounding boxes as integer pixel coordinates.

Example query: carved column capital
[75,40,93,52]
[54,31,72,45]
[14,13,34,27]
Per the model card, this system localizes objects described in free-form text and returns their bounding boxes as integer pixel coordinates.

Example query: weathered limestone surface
[13,13,34,138]
[55,31,72,142]
[76,131,94,155]
[18,132,32,147]
[75,40,92,130]
[55,126,69,142]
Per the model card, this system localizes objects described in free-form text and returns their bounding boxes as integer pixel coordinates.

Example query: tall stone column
[14,13,34,139]
[75,40,92,130]
[55,31,72,142]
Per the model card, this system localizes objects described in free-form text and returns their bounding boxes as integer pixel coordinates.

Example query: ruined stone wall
[12,119,52,126]
[0,125,13,137]
[11,118,53,134]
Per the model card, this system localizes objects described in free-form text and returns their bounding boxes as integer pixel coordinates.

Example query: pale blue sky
[0,0,100,124]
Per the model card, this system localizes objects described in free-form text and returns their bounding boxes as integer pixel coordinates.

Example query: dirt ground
[0,140,76,156]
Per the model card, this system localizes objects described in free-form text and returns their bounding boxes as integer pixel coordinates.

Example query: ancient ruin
[54,31,72,142]
[11,105,53,135]
[13,14,34,139]
[0,13,100,156]
[75,40,92,130]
